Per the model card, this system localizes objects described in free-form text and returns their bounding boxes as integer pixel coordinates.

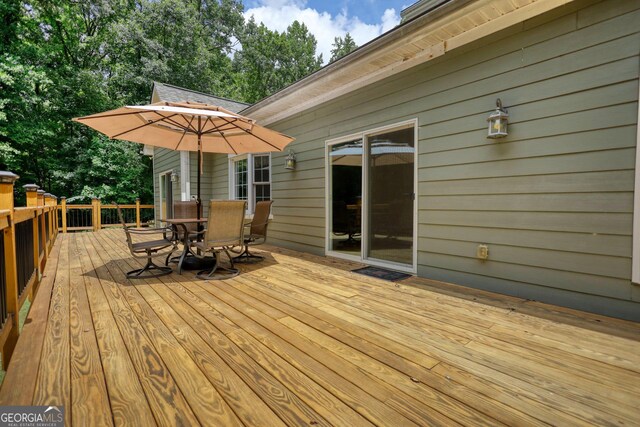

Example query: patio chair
[233,200,273,263]
[166,200,201,265]
[332,200,360,246]
[190,200,246,280]
[117,205,177,278]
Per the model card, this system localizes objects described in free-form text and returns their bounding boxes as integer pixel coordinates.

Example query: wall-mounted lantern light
[487,98,509,139]
[285,150,296,170]
[170,171,179,182]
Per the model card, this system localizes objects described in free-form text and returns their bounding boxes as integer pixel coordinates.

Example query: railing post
[36,189,44,208]
[42,193,53,253]
[24,185,41,282]
[97,198,102,230]
[136,198,141,228]
[61,196,67,233]
[92,197,102,231]
[53,196,58,236]
[24,184,38,208]
[91,197,97,231]
[0,171,20,365]
[36,189,47,267]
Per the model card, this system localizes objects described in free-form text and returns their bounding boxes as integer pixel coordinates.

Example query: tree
[233,18,322,103]
[0,0,323,205]
[330,33,357,62]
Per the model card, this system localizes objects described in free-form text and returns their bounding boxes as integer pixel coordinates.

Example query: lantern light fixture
[487,98,509,139]
[170,171,179,182]
[285,150,296,170]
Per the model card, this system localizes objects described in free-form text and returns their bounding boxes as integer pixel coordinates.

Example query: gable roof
[151,82,250,113]
[243,0,574,125]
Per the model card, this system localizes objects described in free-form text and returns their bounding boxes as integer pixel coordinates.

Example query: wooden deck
[1,229,639,426]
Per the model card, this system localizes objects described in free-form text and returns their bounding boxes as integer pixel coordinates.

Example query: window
[230,153,271,213]
[254,154,271,203]
[233,158,248,201]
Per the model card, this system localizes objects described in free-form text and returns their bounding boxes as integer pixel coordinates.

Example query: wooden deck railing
[0,171,153,367]
[0,173,59,368]
[60,198,153,232]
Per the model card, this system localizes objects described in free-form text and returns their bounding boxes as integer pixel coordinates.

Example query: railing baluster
[0,232,7,328]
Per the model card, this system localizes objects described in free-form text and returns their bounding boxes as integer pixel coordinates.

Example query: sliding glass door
[327,121,416,271]
[328,139,363,257]
[365,126,415,266]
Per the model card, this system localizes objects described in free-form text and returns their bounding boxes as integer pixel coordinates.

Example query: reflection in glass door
[329,139,363,257]
[365,127,414,266]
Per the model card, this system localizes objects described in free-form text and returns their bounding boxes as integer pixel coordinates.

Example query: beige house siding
[215,0,638,319]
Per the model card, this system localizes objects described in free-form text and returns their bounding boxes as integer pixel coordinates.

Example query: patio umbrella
[73,101,294,219]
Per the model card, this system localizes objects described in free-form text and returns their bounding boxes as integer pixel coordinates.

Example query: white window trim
[179,151,191,201]
[228,153,272,213]
[158,169,174,220]
[632,77,640,284]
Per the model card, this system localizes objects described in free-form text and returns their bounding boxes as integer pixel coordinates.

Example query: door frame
[158,169,174,220]
[325,119,418,274]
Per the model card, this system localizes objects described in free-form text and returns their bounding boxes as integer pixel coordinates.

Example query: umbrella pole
[197,132,202,222]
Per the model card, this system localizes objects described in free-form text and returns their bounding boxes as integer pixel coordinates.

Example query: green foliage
[79,136,153,203]
[330,32,357,62]
[233,18,322,103]
[0,0,325,203]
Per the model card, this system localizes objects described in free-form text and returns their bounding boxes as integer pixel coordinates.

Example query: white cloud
[243,0,401,64]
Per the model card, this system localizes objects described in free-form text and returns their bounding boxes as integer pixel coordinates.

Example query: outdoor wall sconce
[170,171,179,182]
[285,150,297,170]
[487,98,509,139]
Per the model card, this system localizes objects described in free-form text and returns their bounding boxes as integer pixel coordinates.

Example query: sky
[243,0,414,63]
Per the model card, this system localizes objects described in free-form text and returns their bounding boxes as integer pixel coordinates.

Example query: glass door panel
[329,139,363,256]
[366,127,414,266]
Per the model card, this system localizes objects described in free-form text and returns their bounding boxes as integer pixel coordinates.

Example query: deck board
[1,229,639,426]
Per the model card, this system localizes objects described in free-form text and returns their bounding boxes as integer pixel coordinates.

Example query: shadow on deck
[0,229,639,426]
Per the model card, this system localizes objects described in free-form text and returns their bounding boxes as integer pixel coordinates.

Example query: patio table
[162,218,210,274]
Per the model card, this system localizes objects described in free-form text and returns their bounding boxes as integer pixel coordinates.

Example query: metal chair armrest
[127,227,173,235]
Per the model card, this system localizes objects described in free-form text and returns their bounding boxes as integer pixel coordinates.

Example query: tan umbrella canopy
[73,101,294,218]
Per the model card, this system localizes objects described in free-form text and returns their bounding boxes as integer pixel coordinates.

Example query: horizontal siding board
[271,188,324,199]
[268,223,324,238]
[270,215,325,228]
[266,238,324,255]
[421,105,637,154]
[417,265,639,321]
[576,0,640,29]
[419,192,633,213]
[421,126,637,168]
[421,97,638,145]
[419,224,631,257]
[418,147,635,182]
[417,252,631,300]
[274,198,325,209]
[416,58,639,141]
[419,170,635,195]
[272,178,325,192]
[267,233,324,249]
[419,238,630,280]
[419,211,632,235]
[211,153,229,199]
[272,207,324,219]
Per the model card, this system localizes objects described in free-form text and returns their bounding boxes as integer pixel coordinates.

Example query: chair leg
[128,251,173,279]
[232,244,265,263]
[196,251,239,280]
